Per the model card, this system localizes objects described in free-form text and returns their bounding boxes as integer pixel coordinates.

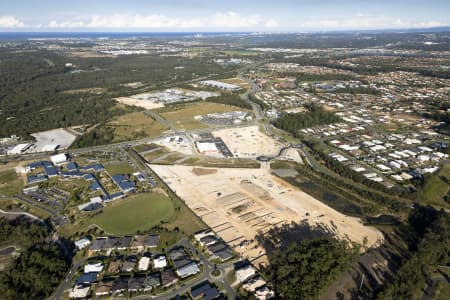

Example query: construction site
[150,165,384,267]
[212,125,283,158]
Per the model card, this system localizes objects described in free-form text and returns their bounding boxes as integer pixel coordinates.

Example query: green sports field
[91,192,175,235]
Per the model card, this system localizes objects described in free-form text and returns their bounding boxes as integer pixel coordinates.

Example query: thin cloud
[265,19,280,28]
[46,12,277,29]
[302,15,446,29]
[0,16,25,28]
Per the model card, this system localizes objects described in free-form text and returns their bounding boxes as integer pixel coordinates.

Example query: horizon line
[0,26,449,35]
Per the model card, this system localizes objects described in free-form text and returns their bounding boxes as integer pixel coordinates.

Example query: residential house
[145,234,160,248]
[128,275,146,293]
[74,237,91,250]
[190,281,222,300]
[69,285,91,299]
[95,279,114,296]
[84,262,104,273]
[107,260,122,274]
[161,269,178,287]
[235,261,256,283]
[153,255,167,269]
[111,276,129,294]
[131,235,146,251]
[76,273,97,285]
[138,256,150,271]
[144,272,161,291]
[117,236,133,250]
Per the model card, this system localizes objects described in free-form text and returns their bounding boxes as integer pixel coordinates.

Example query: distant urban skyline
[0,0,449,32]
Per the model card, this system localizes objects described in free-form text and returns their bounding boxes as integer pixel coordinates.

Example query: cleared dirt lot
[213,125,283,158]
[221,77,251,89]
[150,165,384,266]
[31,128,77,152]
[115,97,164,110]
[154,136,195,155]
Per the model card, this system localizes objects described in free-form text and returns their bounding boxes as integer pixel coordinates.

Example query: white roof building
[176,262,200,278]
[51,153,68,165]
[200,80,241,91]
[75,238,91,250]
[196,141,220,155]
[69,285,90,299]
[243,276,266,293]
[84,262,104,273]
[153,255,167,269]
[138,257,150,271]
[255,286,275,300]
[236,265,256,282]
[42,144,59,152]
[8,143,32,155]
[377,164,392,172]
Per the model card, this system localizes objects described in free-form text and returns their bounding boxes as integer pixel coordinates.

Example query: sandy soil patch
[213,125,283,158]
[284,107,307,113]
[67,51,115,58]
[63,87,106,95]
[221,78,251,89]
[154,136,195,155]
[115,97,165,110]
[30,128,77,152]
[192,168,218,176]
[281,148,303,163]
[122,82,146,88]
[150,165,384,266]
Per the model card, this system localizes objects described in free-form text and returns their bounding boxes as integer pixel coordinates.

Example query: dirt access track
[150,165,384,266]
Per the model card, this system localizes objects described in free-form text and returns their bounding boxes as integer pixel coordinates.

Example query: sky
[0,0,449,32]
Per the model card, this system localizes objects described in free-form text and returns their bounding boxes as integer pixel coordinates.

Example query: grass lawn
[421,164,450,208]
[158,102,241,131]
[107,111,167,142]
[220,77,251,89]
[436,282,450,300]
[143,148,169,162]
[91,192,175,235]
[180,156,260,168]
[104,162,137,175]
[134,143,159,153]
[0,170,23,196]
[164,195,207,235]
[0,197,52,220]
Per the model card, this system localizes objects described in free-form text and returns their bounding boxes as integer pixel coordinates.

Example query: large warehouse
[199,80,241,91]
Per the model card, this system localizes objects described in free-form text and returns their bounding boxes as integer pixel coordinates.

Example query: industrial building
[200,80,241,91]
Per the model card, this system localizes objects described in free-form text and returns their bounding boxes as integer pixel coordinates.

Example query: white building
[50,153,69,165]
[153,255,167,269]
[8,143,32,155]
[84,262,104,273]
[138,257,150,271]
[69,285,90,299]
[196,141,220,156]
[236,265,256,282]
[255,286,275,300]
[176,262,200,278]
[74,238,91,250]
[200,80,241,91]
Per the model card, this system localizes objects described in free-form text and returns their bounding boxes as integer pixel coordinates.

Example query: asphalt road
[50,256,88,300]
[0,246,16,256]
